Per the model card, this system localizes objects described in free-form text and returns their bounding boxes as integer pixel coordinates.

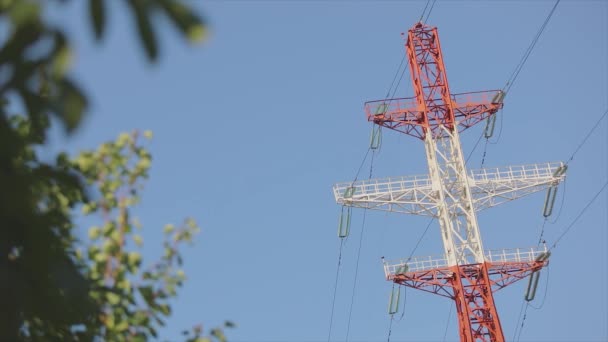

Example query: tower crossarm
[383,245,550,297]
[365,92,504,140]
[470,161,566,211]
[333,174,437,216]
[333,162,566,216]
[384,246,548,277]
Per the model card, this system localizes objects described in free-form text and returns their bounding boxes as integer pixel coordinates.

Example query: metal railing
[469,162,564,186]
[364,91,502,120]
[333,162,565,204]
[383,245,549,278]
[333,174,432,202]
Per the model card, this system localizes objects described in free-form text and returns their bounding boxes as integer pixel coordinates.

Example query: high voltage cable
[345,151,376,341]
[386,55,406,98]
[423,0,437,23]
[549,180,608,251]
[511,106,606,340]
[512,299,526,341]
[328,23,412,339]
[442,302,453,342]
[419,0,437,23]
[352,147,372,183]
[345,208,368,341]
[487,0,560,150]
[503,0,561,95]
[327,239,344,342]
[512,109,608,340]
[566,108,608,164]
[405,218,434,263]
[515,303,530,342]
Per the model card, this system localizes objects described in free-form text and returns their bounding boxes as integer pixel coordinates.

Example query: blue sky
[46,1,606,341]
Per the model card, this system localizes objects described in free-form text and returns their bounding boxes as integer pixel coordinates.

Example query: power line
[405,217,434,263]
[345,151,376,341]
[550,180,608,251]
[488,0,560,149]
[515,303,530,342]
[352,147,371,183]
[423,0,437,23]
[419,0,437,23]
[442,302,453,342]
[327,239,344,342]
[418,0,431,22]
[512,299,526,341]
[503,0,561,95]
[566,108,608,164]
[385,55,406,99]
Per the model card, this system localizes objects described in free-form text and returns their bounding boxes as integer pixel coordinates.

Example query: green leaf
[158,304,170,316]
[187,24,206,44]
[127,0,158,61]
[116,132,130,148]
[128,251,142,268]
[133,234,143,247]
[89,0,105,40]
[115,319,129,332]
[163,224,175,234]
[88,226,101,240]
[106,313,115,329]
[157,0,207,44]
[8,1,40,26]
[52,79,88,133]
[51,45,72,77]
[106,292,121,305]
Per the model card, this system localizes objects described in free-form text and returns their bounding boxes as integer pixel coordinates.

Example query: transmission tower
[333,22,566,342]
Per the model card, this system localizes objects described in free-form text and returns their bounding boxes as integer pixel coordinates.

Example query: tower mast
[333,22,565,342]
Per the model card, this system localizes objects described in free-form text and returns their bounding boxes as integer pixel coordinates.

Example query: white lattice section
[383,246,549,279]
[333,174,435,215]
[333,162,565,215]
[469,162,565,210]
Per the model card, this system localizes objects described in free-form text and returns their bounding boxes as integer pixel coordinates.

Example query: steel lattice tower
[333,22,566,342]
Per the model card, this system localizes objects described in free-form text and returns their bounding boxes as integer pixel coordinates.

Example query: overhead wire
[512,299,526,341]
[442,302,453,342]
[566,108,608,165]
[405,217,435,263]
[423,0,437,23]
[511,109,608,341]
[345,151,376,341]
[327,239,345,342]
[419,0,437,24]
[512,106,607,341]
[549,180,608,251]
[480,0,560,159]
[386,314,394,342]
[515,303,530,342]
[502,0,561,95]
[331,22,412,340]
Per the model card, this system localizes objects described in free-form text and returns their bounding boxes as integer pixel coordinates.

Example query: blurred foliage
[71,132,233,341]
[0,0,226,340]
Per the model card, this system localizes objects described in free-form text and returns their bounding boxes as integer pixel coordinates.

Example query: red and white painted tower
[333,22,566,342]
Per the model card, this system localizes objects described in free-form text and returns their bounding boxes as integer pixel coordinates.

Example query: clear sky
[46,1,606,341]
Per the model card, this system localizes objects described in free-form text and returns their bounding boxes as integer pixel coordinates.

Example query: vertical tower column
[406,23,505,341]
